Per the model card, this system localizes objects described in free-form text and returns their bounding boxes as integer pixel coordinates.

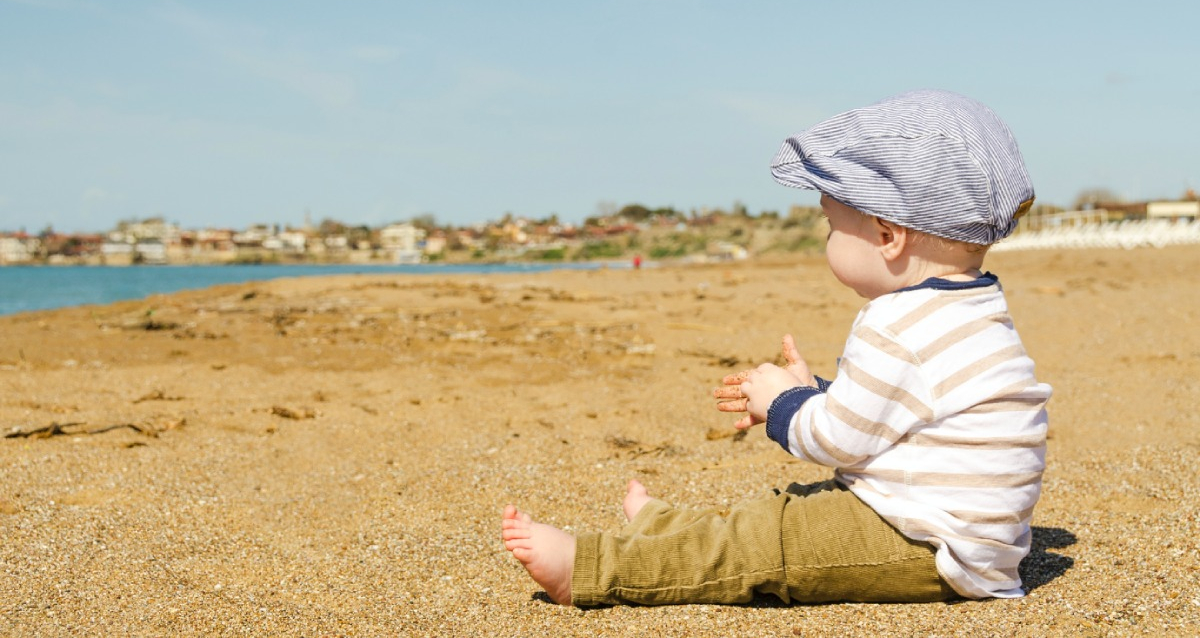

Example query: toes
[504,537,533,551]
[512,547,533,562]
[503,506,535,525]
[502,525,531,541]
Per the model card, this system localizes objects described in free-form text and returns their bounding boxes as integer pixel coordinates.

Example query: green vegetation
[528,247,566,261]
[574,240,625,261]
[231,251,281,265]
[649,245,687,259]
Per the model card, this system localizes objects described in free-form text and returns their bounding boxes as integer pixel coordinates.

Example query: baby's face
[820,194,889,299]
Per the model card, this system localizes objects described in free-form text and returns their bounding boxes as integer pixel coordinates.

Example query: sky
[2,1,1198,234]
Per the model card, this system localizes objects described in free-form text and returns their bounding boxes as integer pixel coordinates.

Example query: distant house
[1146,200,1199,220]
[135,239,167,264]
[180,228,236,263]
[233,225,273,248]
[323,235,349,251]
[380,223,426,263]
[0,233,39,264]
[100,232,136,265]
[114,217,182,246]
[193,228,235,250]
[277,230,309,254]
[423,231,447,256]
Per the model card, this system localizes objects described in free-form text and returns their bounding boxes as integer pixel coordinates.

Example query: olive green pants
[571,480,958,606]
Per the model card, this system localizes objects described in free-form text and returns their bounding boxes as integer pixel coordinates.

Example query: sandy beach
[2,246,1198,636]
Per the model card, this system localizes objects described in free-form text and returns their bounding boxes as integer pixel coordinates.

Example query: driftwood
[270,406,315,420]
[5,419,185,440]
[677,348,741,367]
[133,389,184,404]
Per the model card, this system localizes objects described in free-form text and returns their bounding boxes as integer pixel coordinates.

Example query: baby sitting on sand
[502,89,1051,606]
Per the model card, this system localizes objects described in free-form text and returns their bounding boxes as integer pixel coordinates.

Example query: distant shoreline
[0,260,632,317]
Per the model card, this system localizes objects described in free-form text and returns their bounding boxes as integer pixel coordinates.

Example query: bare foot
[622,479,652,521]
[501,505,575,605]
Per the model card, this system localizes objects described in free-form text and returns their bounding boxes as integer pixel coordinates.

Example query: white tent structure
[994,218,1200,252]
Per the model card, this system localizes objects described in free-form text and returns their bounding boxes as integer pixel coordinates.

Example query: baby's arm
[769,328,931,466]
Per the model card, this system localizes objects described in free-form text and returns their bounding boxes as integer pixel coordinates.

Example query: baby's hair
[909,229,990,255]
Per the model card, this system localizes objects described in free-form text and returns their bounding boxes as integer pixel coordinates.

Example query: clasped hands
[713,334,817,429]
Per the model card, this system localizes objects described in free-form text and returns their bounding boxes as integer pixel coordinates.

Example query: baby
[503,89,1051,606]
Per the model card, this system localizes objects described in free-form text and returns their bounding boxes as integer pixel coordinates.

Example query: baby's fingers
[712,385,744,400]
[721,370,751,385]
[733,414,758,429]
[781,334,802,365]
[716,398,749,413]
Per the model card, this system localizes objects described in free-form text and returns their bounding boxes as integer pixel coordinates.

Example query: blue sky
[2,1,1198,233]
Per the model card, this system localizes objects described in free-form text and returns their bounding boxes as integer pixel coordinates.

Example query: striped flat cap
[771,89,1034,245]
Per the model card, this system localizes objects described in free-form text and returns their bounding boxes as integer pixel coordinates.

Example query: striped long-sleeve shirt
[765,273,1051,599]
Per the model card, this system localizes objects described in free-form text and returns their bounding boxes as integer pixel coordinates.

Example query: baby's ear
[874,217,908,260]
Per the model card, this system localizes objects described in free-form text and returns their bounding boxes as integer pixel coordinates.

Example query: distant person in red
[632,254,642,270]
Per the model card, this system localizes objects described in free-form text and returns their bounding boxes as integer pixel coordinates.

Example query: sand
[1,246,1198,636]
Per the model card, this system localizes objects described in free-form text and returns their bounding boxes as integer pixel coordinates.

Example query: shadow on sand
[1019,525,1077,592]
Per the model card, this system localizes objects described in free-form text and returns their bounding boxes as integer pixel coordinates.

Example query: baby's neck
[918,265,983,283]
[894,245,987,290]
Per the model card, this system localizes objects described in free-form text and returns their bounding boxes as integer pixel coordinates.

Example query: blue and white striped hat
[771,89,1034,245]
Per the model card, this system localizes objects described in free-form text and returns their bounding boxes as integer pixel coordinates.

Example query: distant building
[0,234,39,264]
[114,217,182,245]
[277,230,309,254]
[233,225,273,248]
[135,239,167,264]
[180,228,236,263]
[193,228,235,249]
[423,231,447,256]
[1146,200,1200,220]
[380,223,426,263]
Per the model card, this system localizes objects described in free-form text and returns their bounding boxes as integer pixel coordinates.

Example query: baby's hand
[713,369,760,429]
[711,334,816,429]
[737,364,806,428]
[715,365,804,429]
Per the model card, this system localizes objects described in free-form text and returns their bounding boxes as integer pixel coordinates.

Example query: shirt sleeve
[769,325,935,467]
[765,385,822,448]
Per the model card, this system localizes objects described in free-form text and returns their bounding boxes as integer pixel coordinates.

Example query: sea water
[0,262,613,317]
